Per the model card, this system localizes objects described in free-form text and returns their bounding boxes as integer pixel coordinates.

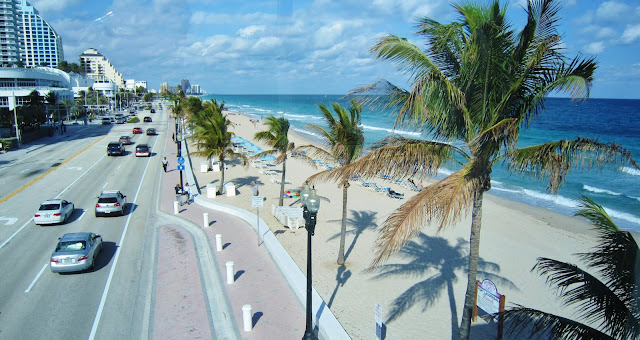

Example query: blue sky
[30,0,640,98]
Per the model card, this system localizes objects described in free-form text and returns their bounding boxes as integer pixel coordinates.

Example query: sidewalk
[153,125,306,339]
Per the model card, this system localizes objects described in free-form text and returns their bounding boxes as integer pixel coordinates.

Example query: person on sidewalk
[162,157,168,172]
[252,181,259,196]
[184,182,192,204]
[175,184,182,206]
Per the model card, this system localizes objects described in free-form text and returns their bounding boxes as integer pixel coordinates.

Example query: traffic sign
[177,165,185,171]
[177,157,185,164]
[252,196,264,208]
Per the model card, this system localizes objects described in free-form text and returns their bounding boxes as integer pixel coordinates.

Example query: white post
[242,304,253,332]
[215,234,222,251]
[226,261,234,284]
[173,201,179,214]
[203,212,209,228]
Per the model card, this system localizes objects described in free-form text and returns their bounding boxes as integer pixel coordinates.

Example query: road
[0,107,168,340]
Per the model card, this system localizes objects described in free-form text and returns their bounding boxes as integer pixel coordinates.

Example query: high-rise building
[18,0,63,68]
[160,82,169,93]
[0,0,22,66]
[180,79,190,93]
[190,84,201,94]
[79,48,125,88]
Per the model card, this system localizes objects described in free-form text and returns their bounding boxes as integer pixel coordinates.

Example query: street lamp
[176,132,183,190]
[301,184,320,340]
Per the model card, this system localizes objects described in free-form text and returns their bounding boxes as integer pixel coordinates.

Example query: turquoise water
[202,94,640,232]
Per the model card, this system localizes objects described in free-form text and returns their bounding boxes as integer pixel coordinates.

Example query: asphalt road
[0,107,167,340]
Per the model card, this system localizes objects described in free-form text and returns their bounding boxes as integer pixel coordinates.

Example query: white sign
[477,281,501,314]
[252,196,264,208]
[375,303,383,339]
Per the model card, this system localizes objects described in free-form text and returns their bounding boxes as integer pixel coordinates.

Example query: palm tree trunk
[278,158,286,206]
[337,182,349,265]
[218,154,225,194]
[458,190,485,340]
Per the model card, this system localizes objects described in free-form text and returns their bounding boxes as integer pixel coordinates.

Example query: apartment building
[79,48,124,89]
[18,0,63,68]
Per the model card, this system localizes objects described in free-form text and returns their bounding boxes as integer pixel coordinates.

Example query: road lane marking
[25,263,48,293]
[0,218,33,250]
[88,132,159,340]
[0,136,106,204]
[78,209,87,221]
[20,168,30,173]
[0,216,18,225]
[102,182,108,189]
[117,164,121,170]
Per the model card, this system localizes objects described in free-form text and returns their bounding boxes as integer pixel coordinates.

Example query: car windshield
[39,203,60,211]
[55,240,86,252]
[98,197,118,203]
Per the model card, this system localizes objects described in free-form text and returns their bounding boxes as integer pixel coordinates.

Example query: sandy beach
[188,110,608,339]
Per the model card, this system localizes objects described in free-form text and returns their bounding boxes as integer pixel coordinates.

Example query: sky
[28,0,640,99]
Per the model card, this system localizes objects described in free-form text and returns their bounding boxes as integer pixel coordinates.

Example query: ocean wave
[360,124,421,137]
[254,108,272,113]
[603,208,640,226]
[631,196,640,202]
[522,189,579,208]
[437,168,453,176]
[490,187,521,194]
[242,105,250,107]
[583,185,623,196]
[621,167,640,176]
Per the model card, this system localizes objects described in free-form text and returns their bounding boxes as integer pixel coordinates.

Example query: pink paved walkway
[153,122,305,339]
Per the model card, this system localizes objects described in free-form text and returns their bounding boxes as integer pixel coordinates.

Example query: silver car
[50,232,103,273]
[95,190,126,217]
[34,199,74,225]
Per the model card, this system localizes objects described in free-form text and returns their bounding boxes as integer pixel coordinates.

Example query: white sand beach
[188,111,616,339]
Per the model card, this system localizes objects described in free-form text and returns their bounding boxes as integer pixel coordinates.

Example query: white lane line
[0,218,33,250]
[78,209,87,221]
[102,182,108,189]
[88,135,159,340]
[117,164,121,170]
[56,154,106,198]
[20,168,30,173]
[25,263,48,293]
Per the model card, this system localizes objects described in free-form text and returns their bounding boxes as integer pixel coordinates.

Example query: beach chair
[384,187,405,199]
[371,183,384,192]
[358,178,372,187]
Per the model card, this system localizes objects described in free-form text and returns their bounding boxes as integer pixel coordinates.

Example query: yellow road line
[0,136,106,204]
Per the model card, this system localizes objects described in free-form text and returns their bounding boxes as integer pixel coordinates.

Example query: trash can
[200,163,208,173]
[206,184,217,198]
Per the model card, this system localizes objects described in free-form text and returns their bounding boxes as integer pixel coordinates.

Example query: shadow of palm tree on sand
[326,210,378,263]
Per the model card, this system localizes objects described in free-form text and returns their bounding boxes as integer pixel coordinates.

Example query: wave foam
[360,124,421,137]
[604,208,640,226]
[583,185,622,196]
[621,167,640,176]
[522,189,579,208]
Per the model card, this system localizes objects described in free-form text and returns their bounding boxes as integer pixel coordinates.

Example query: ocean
[201,94,640,233]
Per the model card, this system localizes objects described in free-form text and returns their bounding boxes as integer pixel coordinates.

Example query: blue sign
[177,157,185,164]
[177,165,185,171]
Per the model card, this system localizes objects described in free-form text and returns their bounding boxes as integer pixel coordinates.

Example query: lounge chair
[384,187,405,199]
[358,178,372,187]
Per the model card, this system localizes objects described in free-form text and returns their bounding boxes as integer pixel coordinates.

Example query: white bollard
[173,201,179,214]
[226,261,234,284]
[242,304,252,332]
[215,234,222,251]
[203,212,209,228]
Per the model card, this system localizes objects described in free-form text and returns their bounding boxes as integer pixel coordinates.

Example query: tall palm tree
[189,99,245,194]
[254,116,294,206]
[301,100,365,265]
[319,1,639,338]
[503,196,640,339]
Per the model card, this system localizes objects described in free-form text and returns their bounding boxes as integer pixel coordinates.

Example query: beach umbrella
[231,136,243,142]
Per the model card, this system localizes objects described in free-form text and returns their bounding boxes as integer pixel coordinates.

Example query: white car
[34,199,74,225]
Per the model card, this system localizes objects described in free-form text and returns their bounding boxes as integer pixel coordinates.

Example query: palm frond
[505,137,639,192]
[502,305,616,340]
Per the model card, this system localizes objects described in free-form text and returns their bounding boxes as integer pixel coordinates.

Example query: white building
[79,48,124,88]
[0,66,74,109]
[18,0,64,68]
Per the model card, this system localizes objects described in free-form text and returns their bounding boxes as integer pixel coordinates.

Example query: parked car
[132,127,142,134]
[34,199,74,225]
[150,108,155,113]
[143,116,152,122]
[146,128,156,135]
[50,232,102,273]
[101,117,111,125]
[135,144,151,157]
[95,190,127,217]
[119,136,132,145]
[107,142,124,156]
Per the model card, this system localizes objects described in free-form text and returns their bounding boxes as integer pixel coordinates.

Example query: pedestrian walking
[175,184,182,206]
[184,182,192,204]
[252,181,259,196]
[162,157,168,172]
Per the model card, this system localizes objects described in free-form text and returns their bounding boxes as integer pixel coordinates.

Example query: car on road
[150,108,155,113]
[95,190,127,217]
[146,128,156,135]
[135,144,151,157]
[143,116,152,122]
[101,117,111,125]
[119,136,132,145]
[107,141,124,156]
[132,127,142,134]
[34,199,74,225]
[50,232,103,273]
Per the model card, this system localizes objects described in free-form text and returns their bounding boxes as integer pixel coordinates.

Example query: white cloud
[584,41,605,54]
[28,0,84,13]
[237,25,266,38]
[621,24,640,43]
[252,37,283,52]
[596,1,632,22]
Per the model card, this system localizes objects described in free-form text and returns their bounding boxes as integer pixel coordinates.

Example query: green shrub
[128,117,140,123]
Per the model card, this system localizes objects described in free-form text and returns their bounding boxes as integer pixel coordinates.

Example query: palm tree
[189,99,245,194]
[502,196,640,339]
[45,91,58,123]
[319,1,639,338]
[301,100,365,265]
[254,116,295,206]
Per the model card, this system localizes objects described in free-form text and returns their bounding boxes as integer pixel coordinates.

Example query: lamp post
[177,131,183,190]
[301,184,320,340]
